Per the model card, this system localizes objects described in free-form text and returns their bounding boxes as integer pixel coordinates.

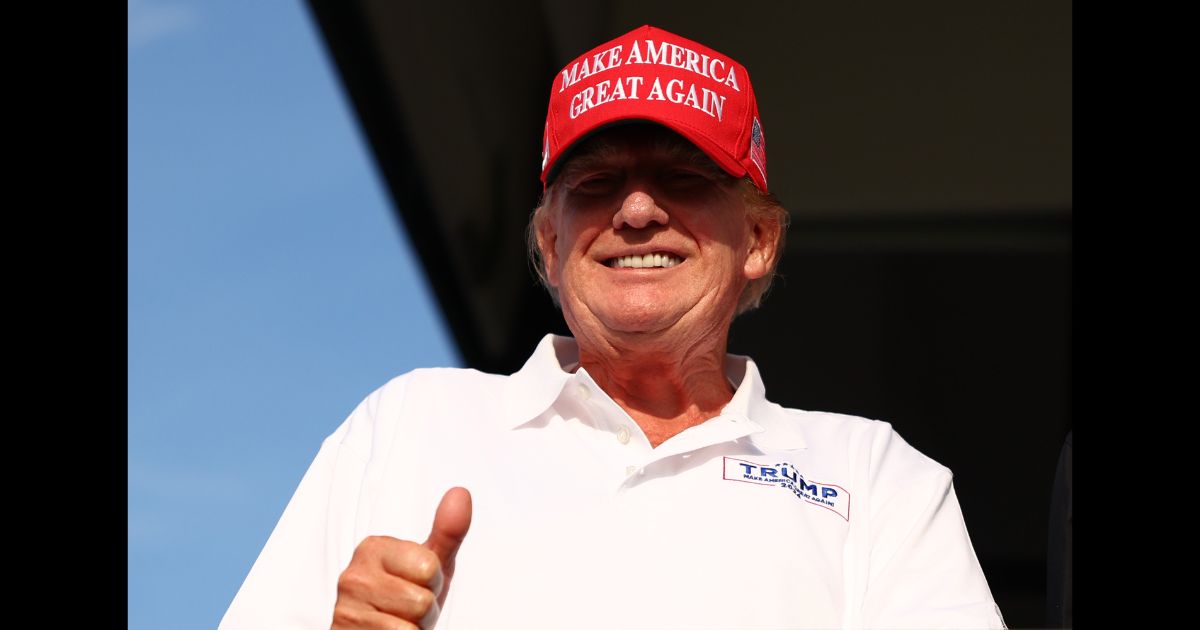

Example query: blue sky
[128,1,461,627]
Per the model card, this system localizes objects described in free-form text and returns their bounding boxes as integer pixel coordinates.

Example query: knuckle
[330,605,365,626]
[351,537,375,561]
[411,547,440,582]
[358,534,390,553]
[337,567,371,597]
[410,586,435,614]
[353,535,407,566]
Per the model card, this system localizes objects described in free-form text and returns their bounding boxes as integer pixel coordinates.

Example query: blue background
[128,1,461,627]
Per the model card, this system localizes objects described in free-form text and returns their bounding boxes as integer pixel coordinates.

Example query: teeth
[610,253,682,269]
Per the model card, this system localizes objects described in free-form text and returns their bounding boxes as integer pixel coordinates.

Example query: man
[221,25,1006,629]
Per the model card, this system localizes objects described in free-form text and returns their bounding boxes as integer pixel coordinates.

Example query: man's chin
[594,309,684,338]
[561,295,698,340]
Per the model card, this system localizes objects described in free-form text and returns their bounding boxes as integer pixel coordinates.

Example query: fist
[332,487,473,629]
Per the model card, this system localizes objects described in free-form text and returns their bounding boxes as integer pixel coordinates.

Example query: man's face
[537,126,775,343]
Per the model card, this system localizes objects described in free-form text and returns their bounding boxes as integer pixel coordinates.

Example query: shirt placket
[568,370,765,492]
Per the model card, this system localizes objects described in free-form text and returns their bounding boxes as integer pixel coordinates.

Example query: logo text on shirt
[722,456,851,521]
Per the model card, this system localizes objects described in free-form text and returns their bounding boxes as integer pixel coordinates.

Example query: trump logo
[723,456,850,521]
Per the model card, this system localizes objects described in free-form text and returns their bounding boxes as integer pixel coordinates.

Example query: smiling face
[535,126,778,346]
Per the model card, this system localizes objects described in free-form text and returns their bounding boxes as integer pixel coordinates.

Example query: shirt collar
[721,350,807,451]
[501,334,578,429]
[501,334,806,450]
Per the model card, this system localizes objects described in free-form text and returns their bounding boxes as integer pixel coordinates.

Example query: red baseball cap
[540,24,768,193]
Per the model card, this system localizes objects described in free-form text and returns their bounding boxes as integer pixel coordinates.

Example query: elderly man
[222,25,1006,630]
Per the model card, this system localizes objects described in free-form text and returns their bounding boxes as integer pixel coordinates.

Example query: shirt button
[625,465,638,476]
[576,384,590,400]
[616,425,631,444]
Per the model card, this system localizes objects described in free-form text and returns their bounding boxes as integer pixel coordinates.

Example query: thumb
[423,487,473,594]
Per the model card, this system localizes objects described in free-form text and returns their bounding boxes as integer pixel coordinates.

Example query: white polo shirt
[221,334,1005,630]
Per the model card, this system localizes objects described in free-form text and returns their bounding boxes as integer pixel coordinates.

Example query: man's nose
[613,191,669,230]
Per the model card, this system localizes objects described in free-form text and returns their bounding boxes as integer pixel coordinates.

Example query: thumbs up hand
[332,487,473,629]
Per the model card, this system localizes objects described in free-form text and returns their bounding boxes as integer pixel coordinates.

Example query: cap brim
[544,114,748,188]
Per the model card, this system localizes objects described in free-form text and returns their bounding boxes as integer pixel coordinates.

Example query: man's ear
[535,207,561,287]
[743,212,782,282]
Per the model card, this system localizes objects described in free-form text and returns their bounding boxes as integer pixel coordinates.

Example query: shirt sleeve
[219,375,408,629]
[858,428,1007,630]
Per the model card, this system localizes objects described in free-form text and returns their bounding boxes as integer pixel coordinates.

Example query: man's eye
[572,176,619,194]
[664,170,707,186]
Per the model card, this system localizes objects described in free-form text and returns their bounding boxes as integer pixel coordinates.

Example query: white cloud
[128,0,198,51]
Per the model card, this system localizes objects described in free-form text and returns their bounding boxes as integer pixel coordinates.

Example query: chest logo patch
[722,456,851,521]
